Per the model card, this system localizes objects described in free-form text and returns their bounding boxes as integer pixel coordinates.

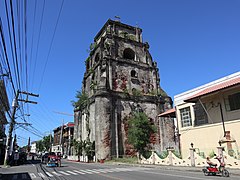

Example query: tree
[128,112,156,158]
[36,140,44,153]
[71,91,89,110]
[35,135,52,153]
[72,139,83,161]
[42,135,52,152]
[84,139,95,161]
[72,139,95,162]
[72,91,91,139]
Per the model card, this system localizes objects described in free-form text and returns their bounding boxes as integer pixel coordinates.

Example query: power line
[31,0,45,91]
[18,125,43,138]
[29,0,37,92]
[38,0,65,91]
[10,0,28,122]
[9,0,22,91]
[3,1,18,96]
[0,17,17,96]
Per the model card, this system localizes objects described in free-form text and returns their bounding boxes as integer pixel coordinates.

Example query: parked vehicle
[41,152,49,164]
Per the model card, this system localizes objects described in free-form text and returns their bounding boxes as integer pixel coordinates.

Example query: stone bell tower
[74,19,177,160]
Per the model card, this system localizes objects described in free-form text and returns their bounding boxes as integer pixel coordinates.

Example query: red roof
[67,123,74,127]
[158,108,176,118]
[185,76,240,102]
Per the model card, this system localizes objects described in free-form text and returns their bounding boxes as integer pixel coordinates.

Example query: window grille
[180,107,192,127]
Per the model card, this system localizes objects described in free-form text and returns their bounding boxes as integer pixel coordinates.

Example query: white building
[30,141,37,154]
[159,72,240,159]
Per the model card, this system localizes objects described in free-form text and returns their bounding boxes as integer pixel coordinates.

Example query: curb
[105,162,240,176]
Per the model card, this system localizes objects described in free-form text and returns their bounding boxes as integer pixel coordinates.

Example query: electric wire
[18,125,43,138]
[0,17,17,96]
[29,0,37,93]
[9,0,22,92]
[1,1,68,146]
[38,0,65,91]
[3,1,17,96]
[5,0,26,122]
[31,0,45,91]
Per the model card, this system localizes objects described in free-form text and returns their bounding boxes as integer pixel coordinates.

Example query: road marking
[66,171,78,175]
[29,173,36,178]
[58,171,71,175]
[93,169,110,173]
[85,169,101,173]
[73,170,86,174]
[46,172,53,177]
[38,173,45,178]
[78,169,93,174]
[52,172,62,176]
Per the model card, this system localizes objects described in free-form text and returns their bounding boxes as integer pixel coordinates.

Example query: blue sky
[0,0,239,146]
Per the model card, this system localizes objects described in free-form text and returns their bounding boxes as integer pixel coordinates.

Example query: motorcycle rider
[206,156,217,167]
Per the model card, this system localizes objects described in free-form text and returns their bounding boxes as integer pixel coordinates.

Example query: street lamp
[190,142,194,148]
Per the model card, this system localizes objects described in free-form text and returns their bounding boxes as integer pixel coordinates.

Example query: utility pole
[59,119,64,156]
[4,90,39,166]
[49,131,52,152]
[27,137,31,153]
[4,90,19,166]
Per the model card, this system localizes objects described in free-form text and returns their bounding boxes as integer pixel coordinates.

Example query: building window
[225,92,240,111]
[193,102,208,126]
[180,107,192,127]
[131,70,137,78]
[123,48,135,60]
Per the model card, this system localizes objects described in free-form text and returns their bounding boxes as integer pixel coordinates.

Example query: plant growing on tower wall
[127,112,156,159]
[72,139,84,161]
[90,80,97,90]
[71,91,89,111]
[72,90,91,139]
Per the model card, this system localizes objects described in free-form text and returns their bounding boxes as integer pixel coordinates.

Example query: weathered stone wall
[119,100,159,155]
[112,63,158,94]
[73,111,81,141]
[94,96,111,160]
[89,102,96,142]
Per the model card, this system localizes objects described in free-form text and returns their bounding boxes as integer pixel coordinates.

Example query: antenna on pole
[53,111,73,116]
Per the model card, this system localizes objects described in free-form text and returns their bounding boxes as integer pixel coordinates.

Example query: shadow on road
[0,172,31,180]
[25,159,41,165]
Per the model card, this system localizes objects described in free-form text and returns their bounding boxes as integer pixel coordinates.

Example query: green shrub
[155,151,168,159]
[208,150,216,158]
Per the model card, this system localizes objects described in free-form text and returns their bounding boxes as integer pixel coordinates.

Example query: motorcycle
[202,156,229,177]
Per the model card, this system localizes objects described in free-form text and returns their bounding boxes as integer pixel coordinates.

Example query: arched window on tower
[131,70,137,78]
[123,48,135,60]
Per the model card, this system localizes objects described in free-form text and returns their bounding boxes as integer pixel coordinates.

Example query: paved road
[0,159,239,180]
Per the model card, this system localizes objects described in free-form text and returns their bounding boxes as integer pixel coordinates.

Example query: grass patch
[105,157,138,164]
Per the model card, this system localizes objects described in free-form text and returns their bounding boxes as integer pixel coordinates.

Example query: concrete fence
[68,155,96,162]
[140,147,240,169]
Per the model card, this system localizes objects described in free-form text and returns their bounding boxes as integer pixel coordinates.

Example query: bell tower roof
[94,19,142,42]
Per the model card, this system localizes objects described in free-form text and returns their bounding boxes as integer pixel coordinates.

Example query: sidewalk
[105,162,240,176]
